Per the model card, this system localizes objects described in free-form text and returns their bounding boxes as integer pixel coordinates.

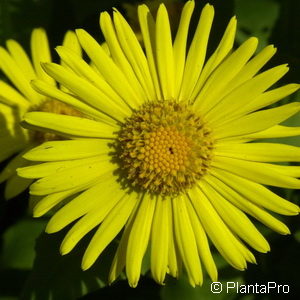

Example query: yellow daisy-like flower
[0,28,82,199]
[18,1,300,287]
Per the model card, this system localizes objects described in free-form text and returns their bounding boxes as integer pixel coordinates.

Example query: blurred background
[0,0,299,299]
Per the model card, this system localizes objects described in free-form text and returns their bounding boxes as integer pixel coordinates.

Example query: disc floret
[118,100,214,195]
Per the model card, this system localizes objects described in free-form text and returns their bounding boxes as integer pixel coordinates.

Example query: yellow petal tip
[108,275,116,286]
[128,281,138,288]
[60,245,70,256]
[32,209,44,218]
[249,36,259,45]
[81,261,91,271]
[45,222,58,234]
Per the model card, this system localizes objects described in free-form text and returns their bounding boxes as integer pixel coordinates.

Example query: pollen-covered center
[118,100,214,195]
[143,127,191,173]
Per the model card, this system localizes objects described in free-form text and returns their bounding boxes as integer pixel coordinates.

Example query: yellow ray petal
[22,112,117,139]
[0,106,28,145]
[33,185,86,217]
[212,156,300,189]
[109,231,129,284]
[6,39,36,81]
[199,181,270,253]
[30,28,55,86]
[0,137,26,162]
[217,83,300,126]
[100,41,110,57]
[18,156,107,178]
[151,196,169,284]
[110,10,156,100]
[233,238,256,265]
[173,195,203,286]
[41,62,129,122]
[81,192,138,269]
[193,37,258,113]
[213,102,300,139]
[216,142,300,162]
[173,0,195,98]
[29,158,115,196]
[242,83,299,116]
[185,197,218,281]
[239,125,300,140]
[76,29,143,107]
[62,30,82,57]
[269,164,300,178]
[207,65,289,123]
[31,79,117,125]
[126,193,156,287]
[23,139,110,161]
[0,80,30,109]
[206,173,291,234]
[59,30,82,92]
[0,152,32,200]
[167,195,179,278]
[0,46,42,104]
[109,195,142,284]
[188,187,247,270]
[0,103,18,126]
[0,149,29,183]
[45,175,120,233]
[190,16,237,101]
[100,12,148,102]
[224,44,277,94]
[62,189,127,258]
[156,4,175,100]
[5,174,33,200]
[198,184,257,265]
[210,168,299,215]
[138,4,162,99]
[56,45,132,113]
[179,3,214,102]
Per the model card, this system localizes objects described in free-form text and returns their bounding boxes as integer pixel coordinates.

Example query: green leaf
[235,0,280,50]
[0,218,46,298]
[1,218,46,269]
[20,228,116,300]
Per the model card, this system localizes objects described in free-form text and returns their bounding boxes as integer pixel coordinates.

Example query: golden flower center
[29,99,83,142]
[118,100,214,195]
[143,127,191,174]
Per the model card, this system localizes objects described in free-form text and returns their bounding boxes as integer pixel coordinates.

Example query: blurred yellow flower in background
[0,28,82,199]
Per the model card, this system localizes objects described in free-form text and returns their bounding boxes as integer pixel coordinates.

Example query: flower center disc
[118,101,214,195]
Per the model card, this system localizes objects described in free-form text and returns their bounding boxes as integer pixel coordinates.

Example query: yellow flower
[123,0,184,38]
[18,1,300,287]
[0,28,82,199]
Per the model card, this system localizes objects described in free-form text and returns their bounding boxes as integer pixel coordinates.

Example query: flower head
[0,28,82,199]
[18,1,300,287]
